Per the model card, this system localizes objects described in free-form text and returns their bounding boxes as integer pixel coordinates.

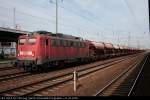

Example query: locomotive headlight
[19,51,34,56]
[31,51,35,57]
[20,51,24,55]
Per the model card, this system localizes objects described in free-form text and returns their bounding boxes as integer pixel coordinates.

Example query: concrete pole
[148,0,150,32]
[73,70,77,92]
[56,0,58,34]
[13,8,16,29]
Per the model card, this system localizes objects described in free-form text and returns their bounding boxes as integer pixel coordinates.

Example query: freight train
[16,31,144,72]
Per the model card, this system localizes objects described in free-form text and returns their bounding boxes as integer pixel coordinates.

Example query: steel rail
[128,55,149,96]
[23,56,135,96]
[94,55,143,96]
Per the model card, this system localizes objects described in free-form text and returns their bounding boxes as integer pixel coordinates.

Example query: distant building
[0,42,16,57]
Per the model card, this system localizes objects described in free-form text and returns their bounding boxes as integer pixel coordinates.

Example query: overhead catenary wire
[122,0,147,48]
[122,0,143,32]
[0,5,89,33]
[2,0,114,36]
[0,0,148,48]
[49,0,113,33]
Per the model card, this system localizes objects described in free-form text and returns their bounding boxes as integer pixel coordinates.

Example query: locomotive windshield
[19,38,25,45]
[28,38,36,45]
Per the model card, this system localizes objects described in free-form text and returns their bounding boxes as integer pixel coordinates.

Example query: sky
[0,0,149,49]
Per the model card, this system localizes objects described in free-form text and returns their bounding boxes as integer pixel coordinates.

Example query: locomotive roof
[36,31,82,40]
[21,31,85,41]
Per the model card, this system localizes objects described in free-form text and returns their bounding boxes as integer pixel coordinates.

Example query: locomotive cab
[17,34,39,71]
[18,37,36,57]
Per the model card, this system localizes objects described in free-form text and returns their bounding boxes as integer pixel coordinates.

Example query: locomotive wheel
[24,66,31,72]
[13,62,18,67]
[40,63,49,71]
[59,61,64,68]
[31,64,38,72]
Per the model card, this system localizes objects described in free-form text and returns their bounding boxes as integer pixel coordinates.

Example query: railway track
[128,54,149,96]
[0,72,31,82]
[0,54,139,96]
[0,63,23,78]
[0,54,136,82]
[0,55,136,80]
[94,53,147,96]
[0,68,25,78]
[0,66,16,71]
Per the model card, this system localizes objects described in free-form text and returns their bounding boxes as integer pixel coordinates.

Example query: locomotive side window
[83,43,86,47]
[66,40,69,47]
[63,40,67,47]
[57,39,60,46]
[28,38,36,45]
[70,41,74,47]
[68,41,71,47]
[19,38,26,45]
[60,39,63,46]
[79,42,82,48]
[60,39,67,47]
[52,39,56,46]
[78,42,80,47]
[81,42,84,48]
[80,42,86,48]
[75,42,78,47]
[73,41,76,47]
[75,42,77,47]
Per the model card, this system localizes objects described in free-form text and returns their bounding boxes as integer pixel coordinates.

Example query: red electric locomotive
[17,31,90,71]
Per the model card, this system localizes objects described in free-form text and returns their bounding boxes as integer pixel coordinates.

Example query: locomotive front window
[19,38,25,45]
[28,38,36,45]
[52,39,56,46]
